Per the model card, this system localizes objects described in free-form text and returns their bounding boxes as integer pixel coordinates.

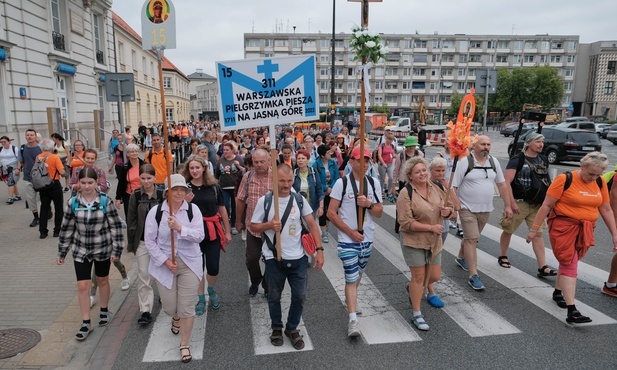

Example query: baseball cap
[350,146,371,159]
[165,174,188,190]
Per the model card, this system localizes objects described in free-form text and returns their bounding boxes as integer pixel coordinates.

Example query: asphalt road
[104,130,617,369]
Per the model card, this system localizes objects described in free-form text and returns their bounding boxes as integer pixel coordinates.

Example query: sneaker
[39,232,48,239]
[449,221,457,229]
[321,231,329,244]
[248,284,259,297]
[63,187,69,192]
[602,283,617,297]
[89,295,95,308]
[29,218,39,227]
[13,195,21,201]
[53,231,60,237]
[241,229,247,241]
[468,274,485,291]
[121,277,130,291]
[348,319,361,337]
[412,314,430,331]
[137,312,153,326]
[456,228,464,237]
[231,227,238,235]
[6,197,14,204]
[455,258,469,272]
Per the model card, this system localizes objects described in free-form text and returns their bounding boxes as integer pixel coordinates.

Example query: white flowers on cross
[349,27,388,64]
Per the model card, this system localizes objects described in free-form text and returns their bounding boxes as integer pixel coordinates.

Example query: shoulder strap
[515,152,526,175]
[244,170,255,197]
[365,175,380,203]
[147,150,153,163]
[11,145,17,158]
[187,203,194,221]
[488,155,496,172]
[155,203,163,226]
[405,183,413,201]
[70,195,78,215]
[262,192,295,259]
[341,175,348,199]
[464,154,474,176]
[563,171,573,192]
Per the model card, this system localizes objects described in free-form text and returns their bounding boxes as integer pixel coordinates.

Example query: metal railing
[65,128,89,149]
[52,31,65,51]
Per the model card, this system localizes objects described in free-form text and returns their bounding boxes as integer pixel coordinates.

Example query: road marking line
[249,276,314,355]
[323,232,422,344]
[142,309,207,362]
[372,222,521,337]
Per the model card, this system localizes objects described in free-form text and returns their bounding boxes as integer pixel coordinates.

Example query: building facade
[244,32,580,122]
[0,0,115,148]
[187,69,216,121]
[574,41,617,120]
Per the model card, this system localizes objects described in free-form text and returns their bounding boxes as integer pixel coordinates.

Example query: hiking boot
[348,319,361,337]
[602,283,617,297]
[455,258,469,272]
[468,274,485,291]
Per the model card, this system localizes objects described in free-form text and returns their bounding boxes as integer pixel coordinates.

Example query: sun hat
[165,174,188,190]
[403,136,419,147]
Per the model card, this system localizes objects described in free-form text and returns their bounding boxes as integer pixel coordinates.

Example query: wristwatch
[316,247,324,252]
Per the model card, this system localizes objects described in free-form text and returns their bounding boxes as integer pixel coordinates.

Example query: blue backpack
[71,193,109,215]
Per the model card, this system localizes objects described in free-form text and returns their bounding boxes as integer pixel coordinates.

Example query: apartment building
[574,41,617,120]
[244,32,579,121]
[0,0,115,148]
[113,12,190,127]
[187,69,216,121]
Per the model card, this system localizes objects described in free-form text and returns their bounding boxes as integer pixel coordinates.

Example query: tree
[372,103,390,115]
[447,92,484,122]
[491,66,564,113]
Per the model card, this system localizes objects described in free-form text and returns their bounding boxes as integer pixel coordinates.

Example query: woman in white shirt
[0,136,21,204]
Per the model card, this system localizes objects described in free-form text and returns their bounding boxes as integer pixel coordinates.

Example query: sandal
[566,310,592,324]
[171,317,180,335]
[412,314,430,331]
[75,322,92,341]
[537,265,558,278]
[284,329,305,350]
[98,310,111,327]
[195,299,206,316]
[209,293,221,310]
[497,256,511,268]
[552,292,567,309]
[270,328,283,346]
[180,345,192,363]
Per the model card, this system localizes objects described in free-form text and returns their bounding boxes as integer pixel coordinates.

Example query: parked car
[555,121,595,131]
[595,123,612,138]
[606,124,617,144]
[500,122,538,137]
[508,127,602,164]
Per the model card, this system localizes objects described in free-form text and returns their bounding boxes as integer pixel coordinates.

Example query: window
[431,69,438,76]
[131,49,137,71]
[385,95,397,103]
[264,39,273,47]
[470,41,482,48]
[291,39,302,48]
[550,55,562,63]
[118,41,125,64]
[497,40,509,49]
[541,41,549,50]
[166,108,174,122]
[404,40,413,49]
[496,55,508,63]
[429,95,437,103]
[458,68,466,77]
[401,95,410,104]
[469,55,482,62]
[605,81,614,95]
[524,41,536,49]
[563,82,572,90]
[524,55,535,63]
[468,69,476,77]
[432,40,440,48]
[374,96,382,104]
[97,85,104,109]
[567,55,575,63]
[320,40,330,48]
[414,54,427,63]
[375,81,383,90]
[335,82,343,89]
[429,82,437,90]
[442,81,453,89]
[414,40,427,48]
[431,54,441,62]
[320,67,328,76]
[385,82,398,89]
[319,94,328,103]
[264,53,274,58]
[374,67,383,77]
[335,53,344,62]
[348,81,356,90]
[458,55,468,63]
[334,67,343,75]
[246,39,259,47]
[439,95,451,103]
[466,81,475,90]
[334,40,344,49]
[402,68,411,76]
[402,54,411,63]
[319,81,328,89]
[457,82,465,90]
[347,95,355,103]
[565,69,574,77]
[142,57,147,80]
[539,55,547,63]
[163,77,171,89]
[303,40,316,47]
[567,41,577,50]
[513,41,523,50]
[551,41,563,49]
[388,40,399,48]
[412,68,425,76]
[443,40,455,48]
[513,55,522,64]
[386,67,398,76]
[411,81,425,89]
[320,55,329,63]
[459,40,468,51]
[442,54,455,62]
[487,41,496,49]
[411,95,420,102]
[51,0,61,33]
[93,14,104,62]
[402,81,410,89]
[608,61,616,75]
[348,67,355,76]
[441,69,453,77]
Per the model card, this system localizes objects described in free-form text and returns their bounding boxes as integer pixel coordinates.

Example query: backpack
[154,202,194,227]
[340,173,381,226]
[372,143,395,163]
[394,183,413,234]
[511,153,552,204]
[71,193,109,215]
[464,153,496,177]
[294,167,317,185]
[602,170,616,191]
[563,171,603,192]
[262,191,304,259]
[31,153,54,191]
[242,170,256,198]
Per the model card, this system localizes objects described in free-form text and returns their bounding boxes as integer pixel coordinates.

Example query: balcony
[53,31,66,52]
[96,50,104,64]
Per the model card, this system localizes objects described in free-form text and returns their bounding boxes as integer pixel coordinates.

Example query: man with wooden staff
[249,164,324,350]
[327,146,383,337]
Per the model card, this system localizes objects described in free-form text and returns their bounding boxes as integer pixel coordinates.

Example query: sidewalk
[0,167,136,369]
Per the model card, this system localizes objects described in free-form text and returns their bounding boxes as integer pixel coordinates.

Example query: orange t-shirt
[70,152,85,171]
[126,165,141,194]
[38,153,64,181]
[145,149,173,184]
[293,132,304,144]
[547,170,609,222]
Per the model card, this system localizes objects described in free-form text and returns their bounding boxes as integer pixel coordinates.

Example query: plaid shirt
[57,193,124,262]
[237,168,273,237]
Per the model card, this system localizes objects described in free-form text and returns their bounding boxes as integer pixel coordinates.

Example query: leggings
[200,235,221,276]
[319,195,331,227]
[75,258,111,281]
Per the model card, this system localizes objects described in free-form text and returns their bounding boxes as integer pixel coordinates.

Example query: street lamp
[330,0,336,128]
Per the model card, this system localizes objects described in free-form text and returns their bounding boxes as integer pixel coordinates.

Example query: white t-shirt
[452,154,505,213]
[251,192,313,260]
[330,174,382,243]
[0,146,18,167]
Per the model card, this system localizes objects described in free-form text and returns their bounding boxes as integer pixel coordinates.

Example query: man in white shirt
[452,135,512,291]
[327,146,383,338]
[250,164,324,350]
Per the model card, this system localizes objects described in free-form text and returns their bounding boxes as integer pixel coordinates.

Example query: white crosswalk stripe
[143,310,207,362]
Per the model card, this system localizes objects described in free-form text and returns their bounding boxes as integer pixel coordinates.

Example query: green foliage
[491,66,564,113]
[372,103,391,115]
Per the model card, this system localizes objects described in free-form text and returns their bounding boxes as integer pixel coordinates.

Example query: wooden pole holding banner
[269,125,282,261]
[155,46,175,264]
[356,0,370,232]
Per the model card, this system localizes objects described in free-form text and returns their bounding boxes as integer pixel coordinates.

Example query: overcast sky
[112,0,617,77]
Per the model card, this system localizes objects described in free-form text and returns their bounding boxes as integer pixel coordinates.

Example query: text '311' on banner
[216,55,319,130]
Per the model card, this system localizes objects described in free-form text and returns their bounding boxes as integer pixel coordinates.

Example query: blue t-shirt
[19,144,42,182]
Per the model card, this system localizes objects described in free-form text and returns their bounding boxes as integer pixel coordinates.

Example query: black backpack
[511,153,552,204]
